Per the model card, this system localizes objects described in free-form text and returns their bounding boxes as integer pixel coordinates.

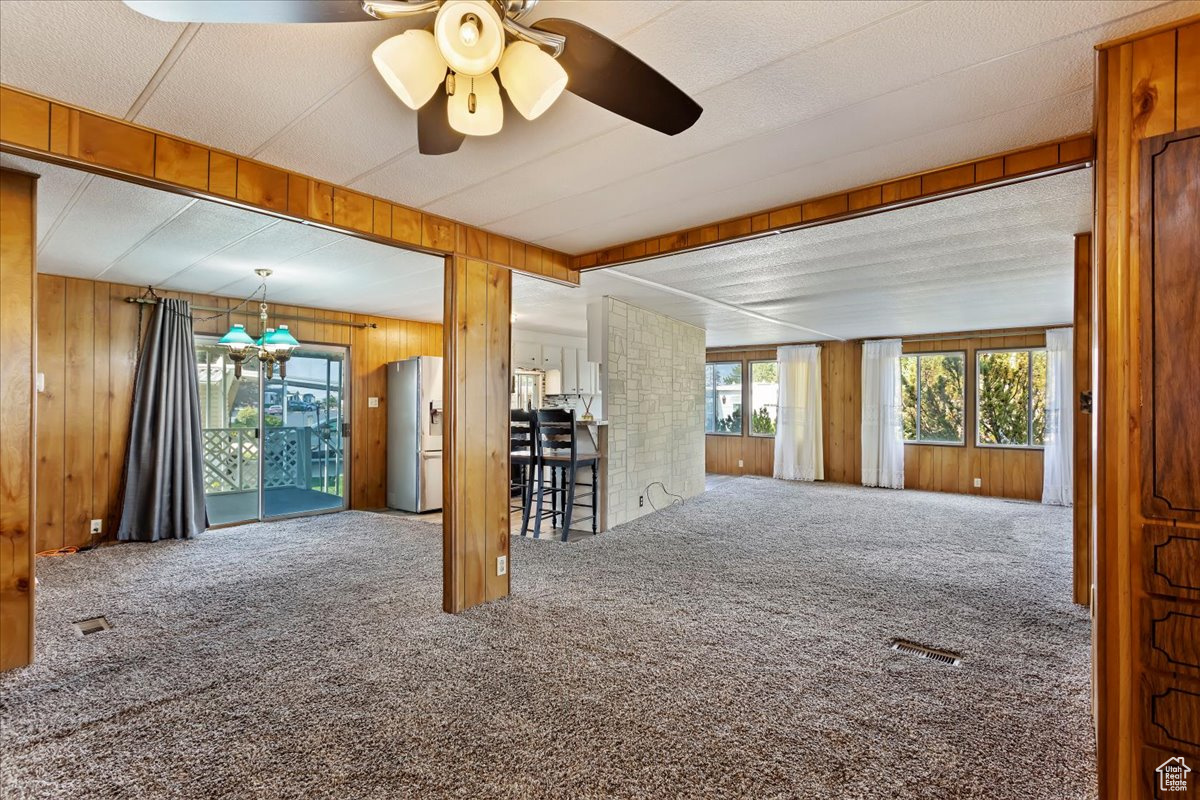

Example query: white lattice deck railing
[202,427,314,494]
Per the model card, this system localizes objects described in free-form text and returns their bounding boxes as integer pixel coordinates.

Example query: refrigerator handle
[429,402,441,426]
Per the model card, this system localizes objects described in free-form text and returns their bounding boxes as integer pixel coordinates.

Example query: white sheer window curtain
[774,345,824,481]
[1042,327,1074,506]
[861,339,904,488]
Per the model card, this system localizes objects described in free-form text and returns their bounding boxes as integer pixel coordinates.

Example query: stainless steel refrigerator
[386,355,443,512]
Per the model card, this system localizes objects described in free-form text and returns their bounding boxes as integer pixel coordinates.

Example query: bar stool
[532,408,599,541]
[510,408,538,537]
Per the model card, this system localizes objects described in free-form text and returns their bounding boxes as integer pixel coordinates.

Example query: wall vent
[72,616,111,637]
[890,638,962,666]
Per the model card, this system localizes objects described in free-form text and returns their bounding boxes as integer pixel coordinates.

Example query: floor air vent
[890,639,962,666]
[72,616,111,637]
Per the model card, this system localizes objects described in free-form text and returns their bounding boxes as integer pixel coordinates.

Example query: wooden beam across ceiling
[0,84,578,287]
[572,133,1095,271]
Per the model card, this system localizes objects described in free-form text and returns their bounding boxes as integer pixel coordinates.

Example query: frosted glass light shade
[372,30,447,110]
[447,71,503,136]
[499,41,568,120]
[434,0,504,77]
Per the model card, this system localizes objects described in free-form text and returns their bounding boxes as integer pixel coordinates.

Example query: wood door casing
[1094,20,1199,799]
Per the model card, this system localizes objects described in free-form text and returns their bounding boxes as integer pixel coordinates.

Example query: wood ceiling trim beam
[0,84,577,287]
[572,133,1094,271]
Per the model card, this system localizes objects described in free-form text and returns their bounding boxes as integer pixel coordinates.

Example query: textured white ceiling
[1,0,1193,253]
[515,167,1092,344]
[5,151,1088,344]
[0,154,445,321]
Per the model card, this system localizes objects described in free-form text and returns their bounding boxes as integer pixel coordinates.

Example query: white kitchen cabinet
[545,369,562,396]
[540,345,562,372]
[581,360,600,395]
[513,341,541,369]
[562,347,580,394]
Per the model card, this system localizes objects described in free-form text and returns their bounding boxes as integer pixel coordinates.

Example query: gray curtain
[117,298,208,541]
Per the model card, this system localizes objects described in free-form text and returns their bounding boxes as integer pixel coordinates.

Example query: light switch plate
[368,397,379,408]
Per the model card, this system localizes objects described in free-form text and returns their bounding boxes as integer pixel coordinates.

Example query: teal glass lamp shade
[264,324,300,353]
[218,323,256,351]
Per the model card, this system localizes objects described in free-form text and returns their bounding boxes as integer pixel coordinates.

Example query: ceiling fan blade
[122,1,376,23]
[418,88,465,155]
[530,18,702,136]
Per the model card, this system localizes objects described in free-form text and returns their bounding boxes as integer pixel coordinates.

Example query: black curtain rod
[124,297,377,329]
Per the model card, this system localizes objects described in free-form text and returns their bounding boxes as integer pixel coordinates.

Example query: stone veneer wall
[603,298,706,527]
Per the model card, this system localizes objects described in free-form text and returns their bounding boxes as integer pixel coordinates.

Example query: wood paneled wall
[705,347,780,478]
[33,274,441,552]
[1,168,37,671]
[902,330,1046,501]
[706,329,1050,501]
[442,257,510,613]
[822,341,863,485]
[1093,18,1200,800]
[705,342,861,484]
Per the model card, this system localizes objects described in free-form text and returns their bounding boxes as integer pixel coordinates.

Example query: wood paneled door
[1138,128,1200,523]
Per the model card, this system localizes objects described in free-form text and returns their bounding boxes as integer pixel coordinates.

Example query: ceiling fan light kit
[434,0,504,76]
[499,40,567,120]
[123,0,703,154]
[371,29,447,110]
[447,72,503,136]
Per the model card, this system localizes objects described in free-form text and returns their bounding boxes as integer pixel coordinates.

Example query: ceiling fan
[122,0,703,155]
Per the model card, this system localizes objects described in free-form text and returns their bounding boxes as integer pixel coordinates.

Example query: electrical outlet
[639,495,644,508]
[496,555,507,576]
[973,478,982,488]
[368,397,380,408]
[738,459,744,468]
[90,519,103,534]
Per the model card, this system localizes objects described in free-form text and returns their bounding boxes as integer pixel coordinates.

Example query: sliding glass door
[196,338,349,526]
[197,342,262,525]
[262,346,347,518]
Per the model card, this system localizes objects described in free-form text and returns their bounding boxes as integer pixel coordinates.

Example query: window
[976,348,1047,447]
[900,352,966,444]
[749,360,778,436]
[705,362,743,434]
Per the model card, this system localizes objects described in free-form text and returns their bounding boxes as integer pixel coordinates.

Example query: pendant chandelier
[216,269,300,379]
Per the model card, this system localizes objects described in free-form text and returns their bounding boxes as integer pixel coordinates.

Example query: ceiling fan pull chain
[468,77,477,114]
[446,72,456,96]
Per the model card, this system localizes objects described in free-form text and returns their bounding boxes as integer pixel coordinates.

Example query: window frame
[974,346,1047,450]
[704,361,744,437]
[748,359,779,438]
[901,350,968,447]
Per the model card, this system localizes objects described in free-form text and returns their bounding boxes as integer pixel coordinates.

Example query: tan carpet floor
[0,478,1094,799]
